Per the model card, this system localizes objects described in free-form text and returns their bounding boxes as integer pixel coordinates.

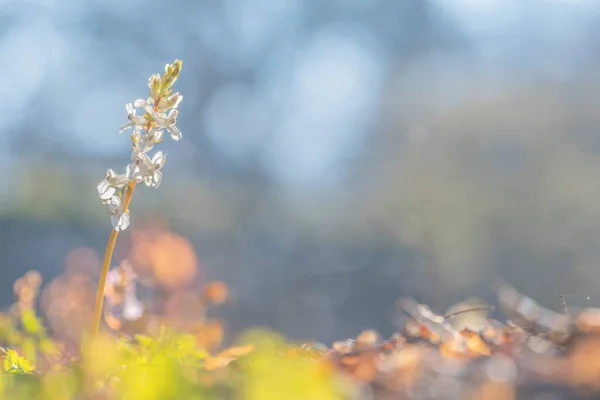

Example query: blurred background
[1,0,600,344]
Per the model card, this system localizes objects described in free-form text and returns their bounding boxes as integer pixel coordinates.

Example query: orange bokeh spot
[202,281,228,305]
[193,319,224,351]
[65,247,101,277]
[23,270,42,288]
[129,229,198,290]
[41,273,95,342]
[164,291,205,328]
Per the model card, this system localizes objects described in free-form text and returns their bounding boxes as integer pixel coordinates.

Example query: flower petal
[151,151,166,169]
[147,127,164,142]
[133,98,148,108]
[120,212,130,230]
[111,211,130,231]
[158,93,183,110]
[110,215,120,230]
[153,171,162,188]
[108,195,122,208]
[167,109,179,121]
[97,180,116,200]
[123,296,144,320]
[167,125,182,141]
[169,93,183,109]
[119,122,134,132]
[126,163,140,181]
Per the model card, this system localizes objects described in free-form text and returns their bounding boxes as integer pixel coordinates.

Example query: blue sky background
[2,0,600,341]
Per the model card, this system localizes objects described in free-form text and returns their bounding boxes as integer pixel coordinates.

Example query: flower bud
[160,75,174,94]
[162,92,182,110]
[148,74,162,99]
[172,60,182,78]
[160,60,182,94]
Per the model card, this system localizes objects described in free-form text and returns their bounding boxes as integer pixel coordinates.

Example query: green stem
[91,181,137,337]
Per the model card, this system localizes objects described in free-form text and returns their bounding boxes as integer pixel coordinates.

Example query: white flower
[130,129,144,150]
[126,149,166,188]
[119,100,151,132]
[106,260,137,291]
[122,294,144,320]
[131,128,163,153]
[98,62,184,236]
[97,169,129,200]
[143,151,166,188]
[127,151,166,188]
[107,196,130,231]
[134,98,152,108]
[121,96,182,140]
[105,261,144,320]
[156,92,182,111]
[126,151,148,183]
[97,180,114,201]
[142,104,182,141]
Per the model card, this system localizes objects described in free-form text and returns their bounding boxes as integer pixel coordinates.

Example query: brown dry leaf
[567,335,600,390]
[203,355,232,371]
[461,329,491,356]
[481,325,505,346]
[193,320,224,351]
[286,348,300,357]
[427,330,442,344]
[351,353,378,383]
[405,321,441,344]
[218,344,255,359]
[332,339,355,354]
[356,330,379,350]
[203,345,254,371]
[384,345,427,391]
[382,333,406,353]
[576,309,600,334]
[440,336,469,359]
[104,312,123,332]
[338,354,359,369]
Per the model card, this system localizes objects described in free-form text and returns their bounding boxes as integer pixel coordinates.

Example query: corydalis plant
[92,60,183,336]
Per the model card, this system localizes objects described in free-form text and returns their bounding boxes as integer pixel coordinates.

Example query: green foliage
[21,309,43,336]
[0,306,345,399]
[240,330,346,400]
[1,348,35,374]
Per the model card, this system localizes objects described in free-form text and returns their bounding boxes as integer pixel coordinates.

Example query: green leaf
[135,335,153,349]
[21,338,36,367]
[2,349,34,374]
[39,339,60,357]
[20,309,42,336]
